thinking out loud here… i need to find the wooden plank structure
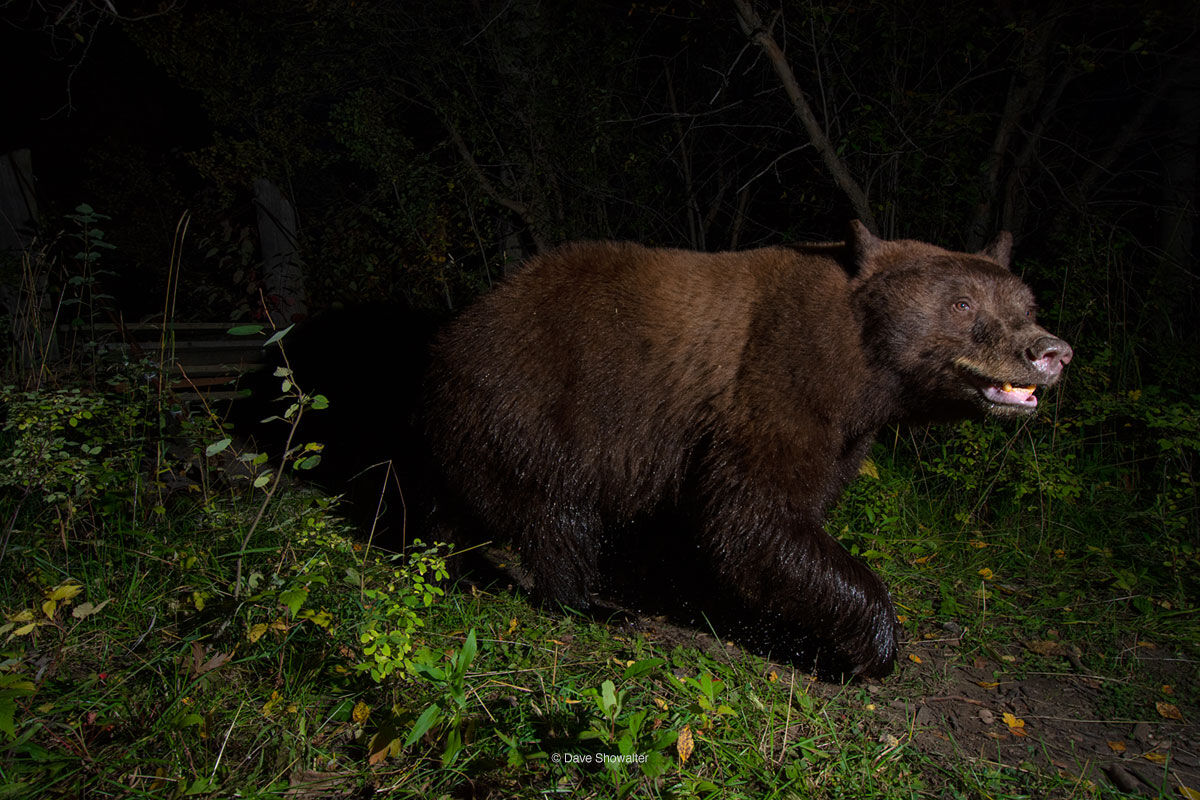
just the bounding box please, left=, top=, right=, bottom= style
left=58, top=322, right=268, bottom=401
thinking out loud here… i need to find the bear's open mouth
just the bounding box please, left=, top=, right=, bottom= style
left=953, top=358, right=1040, bottom=410
left=980, top=381, right=1037, bottom=408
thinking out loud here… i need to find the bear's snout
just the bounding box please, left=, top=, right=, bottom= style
left=1025, top=335, right=1073, bottom=381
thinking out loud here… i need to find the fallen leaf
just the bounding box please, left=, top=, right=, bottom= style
left=352, top=701, right=371, bottom=725
left=1136, top=641, right=1157, bottom=649
left=978, top=568, right=994, bottom=581
left=71, top=598, right=111, bottom=619
left=1107, top=740, right=1127, bottom=753
left=1156, top=702, right=1183, bottom=721
left=1003, top=712, right=1026, bottom=736
left=248, top=623, right=269, bottom=643
left=677, top=725, right=694, bottom=764
left=196, top=651, right=232, bottom=676
left=976, top=681, right=1000, bottom=689
left=968, top=540, right=989, bottom=549
left=1177, top=785, right=1200, bottom=800
left=506, top=618, right=518, bottom=635
left=1144, top=751, right=1168, bottom=765
left=908, top=653, right=922, bottom=664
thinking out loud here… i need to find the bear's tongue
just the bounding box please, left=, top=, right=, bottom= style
left=983, top=382, right=1037, bottom=407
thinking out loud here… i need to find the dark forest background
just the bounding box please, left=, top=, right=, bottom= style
left=3, top=0, right=1198, bottom=348
left=1, top=3, right=1199, bottom=794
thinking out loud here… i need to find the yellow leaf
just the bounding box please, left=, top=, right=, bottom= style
left=767, top=670, right=779, bottom=682
left=654, top=697, right=669, bottom=711
left=677, top=725, right=695, bottom=764
left=1136, top=640, right=1157, bottom=649
left=1156, top=702, right=1183, bottom=721
left=968, top=539, right=989, bottom=549
left=858, top=459, right=879, bottom=479
left=913, top=554, right=935, bottom=565
left=1107, top=740, right=1127, bottom=753
left=353, top=701, right=371, bottom=725
left=978, top=568, right=994, bottom=581
left=1178, top=785, right=1200, bottom=800
left=72, top=598, right=111, bottom=619
left=1144, top=751, right=1168, bottom=765
left=8, top=610, right=34, bottom=623
left=1002, top=712, right=1024, bottom=730
left=908, top=653, right=923, bottom=664
left=41, top=599, right=57, bottom=618
left=49, top=582, right=84, bottom=602
left=247, top=623, right=269, bottom=643
left=1053, top=549, right=1065, bottom=558
left=507, top=618, right=518, bottom=635
left=976, top=681, right=999, bottom=689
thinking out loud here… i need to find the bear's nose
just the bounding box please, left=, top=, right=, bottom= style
left=1026, top=336, right=1073, bottom=378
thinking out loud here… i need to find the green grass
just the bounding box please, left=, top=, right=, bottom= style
left=0, top=378, right=1196, bottom=798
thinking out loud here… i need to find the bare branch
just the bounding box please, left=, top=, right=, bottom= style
left=731, top=0, right=878, bottom=233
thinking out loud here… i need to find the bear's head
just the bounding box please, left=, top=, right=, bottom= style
left=848, top=220, right=1072, bottom=420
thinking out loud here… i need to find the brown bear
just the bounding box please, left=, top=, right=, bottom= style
left=424, top=222, right=1072, bottom=678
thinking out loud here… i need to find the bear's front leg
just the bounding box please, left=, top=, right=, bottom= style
left=702, top=480, right=899, bottom=678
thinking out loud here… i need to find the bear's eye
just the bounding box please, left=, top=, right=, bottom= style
left=953, top=300, right=972, bottom=312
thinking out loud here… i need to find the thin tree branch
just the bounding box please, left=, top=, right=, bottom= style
left=731, top=0, right=878, bottom=233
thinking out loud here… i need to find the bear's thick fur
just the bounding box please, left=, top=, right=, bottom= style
left=424, top=222, right=1072, bottom=678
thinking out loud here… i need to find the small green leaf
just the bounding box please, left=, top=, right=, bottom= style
left=205, top=438, right=232, bottom=457
left=227, top=324, right=264, bottom=336
left=265, top=324, right=294, bottom=347
left=404, top=703, right=442, bottom=747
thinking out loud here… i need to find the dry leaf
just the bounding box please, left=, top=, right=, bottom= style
left=976, top=681, right=1000, bottom=689
left=677, top=725, right=695, bottom=764
left=1107, top=740, right=1127, bottom=753
left=196, top=651, right=232, bottom=676
left=1144, top=751, right=1168, bottom=765
left=1157, top=702, right=1183, bottom=721
left=248, top=623, right=269, bottom=643
left=506, top=618, right=518, bottom=635
left=1177, top=785, right=1200, bottom=800
left=978, top=568, right=994, bottom=580
left=1003, top=712, right=1026, bottom=736
left=352, top=701, right=371, bottom=725
left=908, top=653, right=922, bottom=664
left=968, top=540, right=989, bottom=549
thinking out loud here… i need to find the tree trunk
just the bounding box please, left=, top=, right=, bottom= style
left=253, top=178, right=307, bottom=326
left=1157, top=61, right=1200, bottom=334
left=966, top=20, right=1054, bottom=249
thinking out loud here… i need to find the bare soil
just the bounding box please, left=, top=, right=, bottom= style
left=625, top=614, right=1200, bottom=797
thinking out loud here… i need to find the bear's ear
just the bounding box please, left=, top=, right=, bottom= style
left=849, top=219, right=883, bottom=275
left=978, top=231, right=1013, bottom=270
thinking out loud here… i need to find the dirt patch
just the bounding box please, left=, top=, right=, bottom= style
left=619, top=613, right=1200, bottom=796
